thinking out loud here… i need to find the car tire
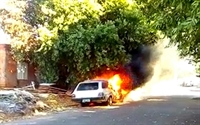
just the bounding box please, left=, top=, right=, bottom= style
left=80, top=103, right=87, bottom=107
left=106, top=96, right=112, bottom=106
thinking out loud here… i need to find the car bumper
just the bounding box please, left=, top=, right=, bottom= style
left=72, top=97, right=107, bottom=103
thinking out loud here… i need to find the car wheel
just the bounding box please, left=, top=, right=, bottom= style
left=81, top=103, right=89, bottom=107
left=80, top=103, right=87, bottom=107
left=106, top=96, right=112, bottom=106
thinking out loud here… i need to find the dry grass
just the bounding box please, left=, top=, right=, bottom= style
left=41, top=93, right=79, bottom=111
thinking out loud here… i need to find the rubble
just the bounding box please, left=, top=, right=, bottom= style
left=0, top=89, right=36, bottom=115
left=0, top=87, right=79, bottom=123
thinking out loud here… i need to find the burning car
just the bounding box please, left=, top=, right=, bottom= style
left=71, top=79, right=115, bottom=106
left=71, top=72, right=133, bottom=106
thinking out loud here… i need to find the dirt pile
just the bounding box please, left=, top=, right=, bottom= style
left=0, top=89, right=78, bottom=123
left=0, top=89, right=36, bottom=123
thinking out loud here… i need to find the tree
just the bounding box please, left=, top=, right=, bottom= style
left=136, top=0, right=200, bottom=69
left=1, top=0, right=158, bottom=88
left=0, top=0, right=59, bottom=83
left=34, top=0, right=157, bottom=87
left=0, top=0, right=39, bottom=61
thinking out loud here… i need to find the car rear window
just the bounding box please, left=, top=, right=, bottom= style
left=102, top=81, right=109, bottom=88
left=77, top=82, right=99, bottom=91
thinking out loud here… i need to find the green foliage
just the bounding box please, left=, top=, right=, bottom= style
left=3, top=0, right=200, bottom=82
left=1, top=0, right=157, bottom=83
left=196, top=63, right=200, bottom=75
left=136, top=0, right=200, bottom=63
left=33, top=0, right=157, bottom=83
left=0, top=0, right=39, bottom=61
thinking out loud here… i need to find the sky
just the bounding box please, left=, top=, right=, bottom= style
left=0, top=28, right=10, bottom=44
left=0, top=0, right=7, bottom=9
left=0, top=0, right=11, bottom=44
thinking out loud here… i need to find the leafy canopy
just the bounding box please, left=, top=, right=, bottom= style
left=34, top=0, right=157, bottom=82
left=136, top=0, right=200, bottom=63
left=1, top=0, right=157, bottom=83
left=0, top=0, right=39, bottom=60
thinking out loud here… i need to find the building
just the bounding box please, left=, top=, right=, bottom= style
left=0, top=29, right=37, bottom=88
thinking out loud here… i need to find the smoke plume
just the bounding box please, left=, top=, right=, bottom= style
left=124, top=38, right=197, bottom=102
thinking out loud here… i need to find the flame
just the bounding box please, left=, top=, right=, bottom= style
left=94, top=72, right=133, bottom=101
left=108, top=74, right=122, bottom=91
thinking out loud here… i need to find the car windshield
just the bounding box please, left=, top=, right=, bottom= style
left=77, top=82, right=99, bottom=91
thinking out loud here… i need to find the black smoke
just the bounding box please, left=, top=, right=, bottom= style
left=125, top=45, right=155, bottom=88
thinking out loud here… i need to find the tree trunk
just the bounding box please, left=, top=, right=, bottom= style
left=55, top=64, right=69, bottom=89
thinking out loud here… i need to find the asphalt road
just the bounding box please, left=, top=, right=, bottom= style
left=2, top=96, right=200, bottom=125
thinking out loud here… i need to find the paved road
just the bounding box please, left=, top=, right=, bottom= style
left=2, top=96, right=200, bottom=125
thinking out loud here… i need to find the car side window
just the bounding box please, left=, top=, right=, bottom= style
left=102, top=81, right=108, bottom=88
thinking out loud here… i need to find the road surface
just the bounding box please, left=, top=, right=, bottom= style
left=2, top=96, right=200, bottom=125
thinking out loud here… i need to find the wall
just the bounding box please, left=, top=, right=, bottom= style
left=0, top=44, right=7, bottom=87
left=0, top=44, right=17, bottom=88
left=0, top=44, right=37, bottom=88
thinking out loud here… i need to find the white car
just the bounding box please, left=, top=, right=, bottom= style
left=71, top=80, right=114, bottom=106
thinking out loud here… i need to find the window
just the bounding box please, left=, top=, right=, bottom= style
left=102, top=81, right=108, bottom=88
left=77, top=83, right=99, bottom=91
left=17, top=62, right=28, bottom=80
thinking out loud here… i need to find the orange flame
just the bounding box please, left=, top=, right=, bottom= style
left=108, top=74, right=122, bottom=91
left=94, top=72, right=133, bottom=101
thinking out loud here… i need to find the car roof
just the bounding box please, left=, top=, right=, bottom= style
left=80, top=79, right=108, bottom=83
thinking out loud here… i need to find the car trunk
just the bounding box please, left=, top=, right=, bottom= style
left=74, top=90, right=101, bottom=98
